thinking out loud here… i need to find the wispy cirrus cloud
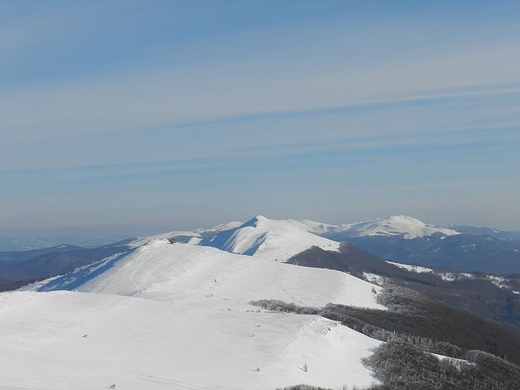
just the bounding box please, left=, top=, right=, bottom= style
left=2, top=1, right=520, bottom=142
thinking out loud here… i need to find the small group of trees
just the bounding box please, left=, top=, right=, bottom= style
left=250, top=299, right=320, bottom=315
left=278, top=342, right=520, bottom=390
left=365, top=341, right=520, bottom=390
left=257, top=284, right=520, bottom=390
left=250, top=298, right=463, bottom=358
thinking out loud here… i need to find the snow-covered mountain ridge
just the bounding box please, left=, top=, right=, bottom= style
left=200, top=215, right=341, bottom=261
left=34, top=240, right=383, bottom=309
left=303, top=215, right=460, bottom=240
left=3, top=230, right=384, bottom=390
left=128, top=215, right=456, bottom=263
left=3, top=214, right=520, bottom=389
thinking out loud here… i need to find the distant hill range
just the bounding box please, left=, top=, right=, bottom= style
left=0, top=240, right=133, bottom=291
left=304, top=215, right=520, bottom=275
left=451, top=225, right=520, bottom=241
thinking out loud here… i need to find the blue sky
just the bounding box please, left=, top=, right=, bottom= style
left=1, top=0, right=520, bottom=240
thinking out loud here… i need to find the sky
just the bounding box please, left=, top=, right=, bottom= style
left=1, top=0, right=520, bottom=243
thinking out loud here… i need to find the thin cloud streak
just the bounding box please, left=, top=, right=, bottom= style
left=2, top=50, right=520, bottom=140
left=2, top=85, right=519, bottom=172
left=2, top=3, right=520, bottom=139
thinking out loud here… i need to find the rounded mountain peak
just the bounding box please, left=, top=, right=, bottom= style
left=242, top=215, right=270, bottom=227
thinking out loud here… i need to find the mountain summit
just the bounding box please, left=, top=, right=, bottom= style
left=200, top=215, right=341, bottom=261
left=305, top=215, right=460, bottom=240
left=345, top=215, right=461, bottom=239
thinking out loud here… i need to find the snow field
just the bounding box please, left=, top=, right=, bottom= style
left=202, top=215, right=341, bottom=262
left=0, top=290, right=380, bottom=390
left=72, top=241, right=382, bottom=309
left=304, top=215, right=460, bottom=239
left=2, top=240, right=384, bottom=390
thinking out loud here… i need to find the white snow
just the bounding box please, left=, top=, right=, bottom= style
left=201, top=215, right=341, bottom=262
left=0, top=290, right=380, bottom=390
left=58, top=240, right=384, bottom=309
left=386, top=261, right=435, bottom=274
left=127, top=230, right=202, bottom=248
left=4, top=240, right=384, bottom=390
left=386, top=261, right=475, bottom=281
left=195, top=220, right=244, bottom=235
left=2, top=214, right=484, bottom=390
left=305, top=215, right=460, bottom=240
left=129, top=215, right=460, bottom=257
left=363, top=272, right=386, bottom=286
left=439, top=273, right=459, bottom=282
left=485, top=275, right=517, bottom=292
left=487, top=275, right=507, bottom=288
left=433, top=354, right=474, bottom=370
left=298, top=219, right=339, bottom=235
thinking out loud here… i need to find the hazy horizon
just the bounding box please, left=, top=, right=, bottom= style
left=2, top=212, right=520, bottom=253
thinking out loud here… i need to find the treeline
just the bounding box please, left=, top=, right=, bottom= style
left=264, top=285, right=520, bottom=390
left=250, top=299, right=320, bottom=315
left=251, top=298, right=462, bottom=358
left=365, top=341, right=520, bottom=390
left=288, top=244, right=520, bottom=337
left=273, top=325, right=520, bottom=390
left=277, top=386, right=336, bottom=390
left=253, top=284, right=520, bottom=364
left=278, top=385, right=362, bottom=390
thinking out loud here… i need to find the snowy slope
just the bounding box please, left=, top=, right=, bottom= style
left=4, top=240, right=384, bottom=390
left=0, top=290, right=380, bottom=390
left=304, top=215, right=460, bottom=240
left=195, top=220, right=244, bottom=235
left=200, top=215, right=341, bottom=262
left=127, top=221, right=244, bottom=248
left=36, top=240, right=383, bottom=309
left=130, top=215, right=455, bottom=264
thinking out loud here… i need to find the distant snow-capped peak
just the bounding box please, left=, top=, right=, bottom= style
left=200, top=215, right=341, bottom=261
left=302, top=215, right=460, bottom=240
left=339, top=215, right=460, bottom=239
left=195, top=220, right=244, bottom=235
left=129, top=214, right=458, bottom=255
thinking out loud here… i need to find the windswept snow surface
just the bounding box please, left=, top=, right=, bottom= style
left=127, top=230, right=201, bottom=248
left=4, top=240, right=383, bottom=390
left=304, top=215, right=460, bottom=240
left=201, top=215, right=341, bottom=262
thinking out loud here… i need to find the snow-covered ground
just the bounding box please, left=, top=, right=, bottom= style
left=386, top=261, right=474, bottom=281
left=4, top=214, right=481, bottom=390
left=200, top=215, right=341, bottom=262
left=386, top=261, right=436, bottom=275
left=304, top=215, right=460, bottom=240
left=3, top=240, right=383, bottom=390
left=128, top=215, right=458, bottom=261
